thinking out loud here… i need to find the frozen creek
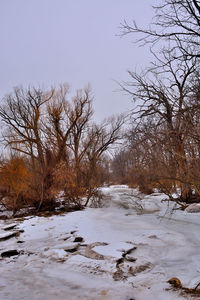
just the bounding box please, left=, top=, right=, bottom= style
left=0, top=185, right=200, bottom=300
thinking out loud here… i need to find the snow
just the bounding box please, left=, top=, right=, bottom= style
left=186, top=203, right=200, bottom=213
left=0, top=185, right=200, bottom=299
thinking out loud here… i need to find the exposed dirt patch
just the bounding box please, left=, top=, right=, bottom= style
left=3, top=224, right=17, bottom=231
left=0, top=231, right=20, bottom=241
left=129, top=262, right=152, bottom=275
left=84, top=242, right=108, bottom=260
left=73, top=237, right=84, bottom=243
left=1, top=250, right=20, bottom=257
left=113, top=246, right=137, bottom=281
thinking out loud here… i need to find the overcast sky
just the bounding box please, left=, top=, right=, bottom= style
left=0, top=1, right=154, bottom=122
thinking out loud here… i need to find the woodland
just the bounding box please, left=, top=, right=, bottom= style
left=1, top=0, right=200, bottom=215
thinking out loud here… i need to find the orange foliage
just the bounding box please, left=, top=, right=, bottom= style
left=0, top=157, right=31, bottom=212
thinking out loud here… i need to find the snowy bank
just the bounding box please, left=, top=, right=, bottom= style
left=0, top=185, right=199, bottom=299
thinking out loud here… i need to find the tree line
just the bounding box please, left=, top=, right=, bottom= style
left=0, top=84, right=123, bottom=214
left=112, top=0, right=200, bottom=204
left=1, top=0, right=200, bottom=215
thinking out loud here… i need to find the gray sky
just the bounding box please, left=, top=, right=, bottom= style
left=0, top=1, right=154, bottom=122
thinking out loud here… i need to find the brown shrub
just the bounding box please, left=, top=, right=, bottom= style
left=52, top=162, right=85, bottom=210
left=0, top=157, right=31, bottom=213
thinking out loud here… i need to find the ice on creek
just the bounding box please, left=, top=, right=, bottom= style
left=0, top=185, right=200, bottom=300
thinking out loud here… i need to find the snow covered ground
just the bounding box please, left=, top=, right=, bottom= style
left=0, top=185, right=200, bottom=300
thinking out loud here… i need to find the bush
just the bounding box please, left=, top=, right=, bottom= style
left=52, top=162, right=85, bottom=210
left=0, top=157, right=31, bottom=214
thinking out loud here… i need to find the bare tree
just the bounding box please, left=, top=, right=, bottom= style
left=0, top=84, right=124, bottom=211
left=121, top=0, right=200, bottom=58
left=84, top=115, right=124, bottom=205
left=0, top=86, right=53, bottom=169
left=121, top=44, right=200, bottom=202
